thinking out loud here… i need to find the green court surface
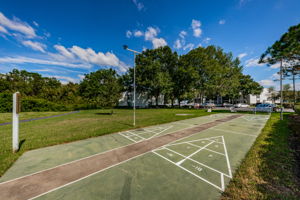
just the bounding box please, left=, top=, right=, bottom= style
left=0, top=113, right=269, bottom=199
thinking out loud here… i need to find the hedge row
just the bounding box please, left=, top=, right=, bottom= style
left=0, top=93, right=100, bottom=113
left=295, top=104, right=300, bottom=115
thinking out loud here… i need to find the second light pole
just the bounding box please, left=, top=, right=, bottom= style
left=123, top=45, right=141, bottom=126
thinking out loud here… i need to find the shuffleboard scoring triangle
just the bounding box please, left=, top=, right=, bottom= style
left=153, top=135, right=232, bottom=191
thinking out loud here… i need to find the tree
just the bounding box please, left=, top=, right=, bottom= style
left=260, top=23, right=300, bottom=105
left=79, top=69, right=122, bottom=109
left=119, top=72, right=133, bottom=107
left=182, top=45, right=244, bottom=103
left=135, top=46, right=176, bottom=106
left=267, top=86, right=278, bottom=103
left=238, top=74, right=263, bottom=103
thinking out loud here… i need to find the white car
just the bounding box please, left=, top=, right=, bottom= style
left=234, top=103, right=250, bottom=108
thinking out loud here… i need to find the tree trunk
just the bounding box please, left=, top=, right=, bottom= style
left=155, top=96, right=159, bottom=108
left=293, top=72, right=296, bottom=107
left=171, top=99, right=174, bottom=107
left=178, top=98, right=181, bottom=108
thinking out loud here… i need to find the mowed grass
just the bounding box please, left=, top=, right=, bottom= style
left=0, top=111, right=70, bottom=124
left=221, top=113, right=300, bottom=199
left=0, top=109, right=211, bottom=177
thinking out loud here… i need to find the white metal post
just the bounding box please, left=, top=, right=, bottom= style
left=133, top=52, right=136, bottom=126
left=12, top=92, right=20, bottom=152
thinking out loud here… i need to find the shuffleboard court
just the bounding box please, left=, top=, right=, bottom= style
left=0, top=113, right=269, bottom=200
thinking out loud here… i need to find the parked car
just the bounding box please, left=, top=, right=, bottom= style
left=204, top=102, right=216, bottom=108
left=223, top=103, right=233, bottom=107
left=255, top=103, right=276, bottom=112
left=234, top=103, right=250, bottom=108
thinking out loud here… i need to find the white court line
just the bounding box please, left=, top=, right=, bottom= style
left=221, top=136, right=232, bottom=178
left=221, top=174, right=225, bottom=191
left=126, top=130, right=147, bottom=140
left=211, top=128, right=257, bottom=138
left=161, top=147, right=231, bottom=178
left=172, top=121, right=194, bottom=126
left=186, top=142, right=226, bottom=156
left=29, top=151, right=152, bottom=200
left=224, top=121, right=265, bottom=126
left=167, top=136, right=224, bottom=147
left=176, top=141, right=214, bottom=165
left=152, top=151, right=224, bottom=191
left=148, top=126, right=173, bottom=139
left=119, top=132, right=138, bottom=143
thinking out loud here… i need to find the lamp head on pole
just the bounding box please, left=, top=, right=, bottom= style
left=123, top=45, right=128, bottom=50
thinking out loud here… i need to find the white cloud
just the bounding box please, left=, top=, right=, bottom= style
left=126, top=30, right=132, bottom=38
left=143, top=26, right=167, bottom=49
left=132, top=0, right=144, bottom=11
left=191, top=19, right=202, bottom=37
left=51, top=45, right=129, bottom=72
left=271, top=73, right=280, bottom=80
left=259, top=79, right=275, bottom=87
left=78, top=74, right=85, bottom=81
left=134, top=30, right=143, bottom=37
left=173, top=39, right=182, bottom=49
left=69, top=46, right=120, bottom=66
left=203, top=37, right=211, bottom=44
left=0, top=12, right=36, bottom=38
left=219, top=19, right=226, bottom=25
left=238, top=53, right=247, bottom=59
left=270, top=63, right=280, bottom=69
left=183, top=43, right=194, bottom=51
left=245, top=58, right=265, bottom=67
left=145, top=27, right=159, bottom=41
left=51, top=75, right=78, bottom=83
left=33, top=21, right=39, bottom=27
left=21, top=40, right=47, bottom=53
left=54, top=45, right=74, bottom=59
left=0, top=25, right=8, bottom=34
left=179, top=30, right=187, bottom=39
left=152, top=38, right=167, bottom=48
left=0, top=56, right=91, bottom=68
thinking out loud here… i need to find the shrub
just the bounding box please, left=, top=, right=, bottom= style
left=0, top=92, right=13, bottom=112
left=295, top=104, right=300, bottom=115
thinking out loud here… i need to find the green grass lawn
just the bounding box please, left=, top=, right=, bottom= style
left=221, top=113, right=300, bottom=199
left=0, top=111, right=70, bottom=124
left=0, top=109, right=211, bottom=177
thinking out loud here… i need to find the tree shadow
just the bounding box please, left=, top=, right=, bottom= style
left=120, top=176, right=132, bottom=200
left=95, top=113, right=113, bottom=115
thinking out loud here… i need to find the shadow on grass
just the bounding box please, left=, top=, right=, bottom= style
left=18, top=139, right=26, bottom=152
left=95, top=112, right=114, bottom=115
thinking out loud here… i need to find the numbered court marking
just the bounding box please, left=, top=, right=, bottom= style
left=119, top=126, right=173, bottom=142
left=152, top=136, right=232, bottom=191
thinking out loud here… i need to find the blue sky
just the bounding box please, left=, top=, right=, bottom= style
left=0, top=0, right=299, bottom=88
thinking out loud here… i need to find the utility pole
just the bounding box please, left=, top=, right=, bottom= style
left=123, top=45, right=141, bottom=126
left=280, top=59, right=283, bottom=120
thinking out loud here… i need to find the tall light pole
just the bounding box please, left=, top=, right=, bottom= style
left=280, top=58, right=283, bottom=120
left=123, top=45, right=141, bottom=126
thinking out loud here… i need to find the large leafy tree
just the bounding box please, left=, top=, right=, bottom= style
left=238, top=74, right=263, bottom=102
left=260, top=23, right=300, bottom=104
left=79, top=69, right=122, bottom=108
left=182, top=46, right=244, bottom=103
left=135, top=46, right=176, bottom=106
